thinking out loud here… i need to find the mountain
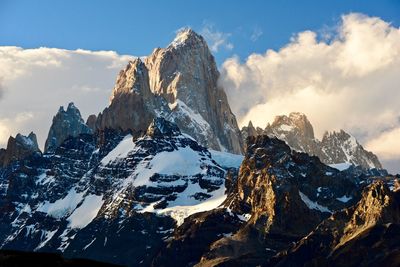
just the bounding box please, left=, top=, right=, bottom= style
left=0, top=108, right=397, bottom=266
left=0, top=114, right=242, bottom=266
left=95, top=28, right=243, bottom=154
left=0, top=132, right=40, bottom=167
left=44, top=102, right=92, bottom=153
left=154, top=135, right=398, bottom=266
left=0, top=29, right=398, bottom=267
left=242, top=112, right=382, bottom=169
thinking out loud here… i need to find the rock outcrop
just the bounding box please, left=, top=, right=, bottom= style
left=95, top=29, right=243, bottom=154
left=271, top=181, right=400, bottom=267
left=243, top=112, right=382, bottom=169
left=0, top=132, right=40, bottom=167
left=44, top=102, right=92, bottom=153
left=95, top=59, right=165, bottom=134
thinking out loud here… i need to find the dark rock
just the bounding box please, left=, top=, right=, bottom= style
left=44, top=102, right=92, bottom=153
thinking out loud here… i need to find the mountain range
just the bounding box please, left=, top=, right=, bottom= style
left=0, top=29, right=398, bottom=267
left=241, top=112, right=382, bottom=169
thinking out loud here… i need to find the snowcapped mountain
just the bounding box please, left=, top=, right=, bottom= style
left=95, top=28, right=243, bottom=154
left=0, top=29, right=398, bottom=267
left=0, top=113, right=242, bottom=266
left=242, top=112, right=382, bottom=169
left=153, top=135, right=398, bottom=266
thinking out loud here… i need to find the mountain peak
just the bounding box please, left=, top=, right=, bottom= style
left=44, top=103, right=92, bottom=152
left=269, top=112, right=315, bottom=140
left=0, top=132, right=40, bottom=166
left=169, top=28, right=205, bottom=49
left=67, top=102, right=78, bottom=111
left=243, top=112, right=382, bottom=169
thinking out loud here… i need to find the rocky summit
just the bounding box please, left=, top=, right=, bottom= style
left=242, top=112, right=382, bottom=169
left=0, top=132, right=40, bottom=167
left=44, top=102, right=92, bottom=153
left=0, top=29, right=398, bottom=267
left=95, top=28, right=243, bottom=154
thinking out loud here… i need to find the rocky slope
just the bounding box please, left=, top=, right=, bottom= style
left=242, top=112, right=382, bottom=169
left=95, top=29, right=243, bottom=154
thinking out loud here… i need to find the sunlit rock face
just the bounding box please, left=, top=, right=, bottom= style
left=44, top=102, right=92, bottom=153
left=95, top=29, right=244, bottom=154
left=242, top=112, right=382, bottom=169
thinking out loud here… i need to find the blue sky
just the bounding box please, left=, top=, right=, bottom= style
left=1, top=0, right=399, bottom=63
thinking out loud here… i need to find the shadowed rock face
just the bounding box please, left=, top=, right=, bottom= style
left=243, top=112, right=382, bottom=169
left=271, top=181, right=400, bottom=267
left=44, top=103, right=92, bottom=153
left=95, top=29, right=243, bottom=154
left=0, top=132, right=40, bottom=167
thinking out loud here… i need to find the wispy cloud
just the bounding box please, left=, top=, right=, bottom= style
left=200, top=22, right=234, bottom=52
left=250, top=26, right=263, bottom=42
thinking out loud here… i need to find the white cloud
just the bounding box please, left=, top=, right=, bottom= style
left=366, top=127, right=400, bottom=159
left=0, top=46, right=135, bottom=149
left=200, top=23, right=233, bottom=52
left=220, top=13, right=400, bottom=172
left=0, top=112, right=34, bottom=146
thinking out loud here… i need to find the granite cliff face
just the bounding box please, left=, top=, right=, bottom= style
left=95, top=29, right=243, bottom=154
left=0, top=132, right=40, bottom=167
left=242, top=112, right=382, bottom=169
left=44, top=103, right=92, bottom=153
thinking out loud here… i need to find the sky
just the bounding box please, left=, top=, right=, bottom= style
left=0, top=0, right=399, bottom=172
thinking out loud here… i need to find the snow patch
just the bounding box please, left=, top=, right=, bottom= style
left=129, top=146, right=207, bottom=187
left=157, top=187, right=226, bottom=226
left=336, top=195, right=352, bottom=203
left=37, top=188, right=85, bottom=219
left=299, top=191, right=331, bottom=213
left=329, top=162, right=352, bottom=171
left=35, top=229, right=58, bottom=251
left=209, top=150, right=244, bottom=169
left=101, top=135, right=135, bottom=165
left=68, top=194, right=104, bottom=229
left=279, top=124, right=294, bottom=132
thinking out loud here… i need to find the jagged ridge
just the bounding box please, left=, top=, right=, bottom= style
left=242, top=112, right=382, bottom=169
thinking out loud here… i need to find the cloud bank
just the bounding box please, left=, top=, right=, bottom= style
left=220, top=13, right=400, bottom=173
left=0, top=46, right=134, bottom=149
